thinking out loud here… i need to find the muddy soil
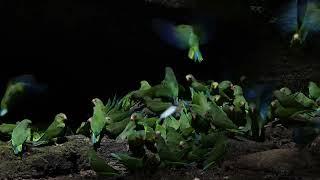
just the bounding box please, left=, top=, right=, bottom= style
left=1, top=124, right=320, bottom=180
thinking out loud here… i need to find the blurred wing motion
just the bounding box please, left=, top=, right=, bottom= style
left=151, top=18, right=209, bottom=62
left=0, top=74, right=47, bottom=117
left=276, top=0, right=320, bottom=44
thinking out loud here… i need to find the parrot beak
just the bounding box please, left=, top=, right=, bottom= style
left=185, top=74, right=193, bottom=81
left=62, top=114, right=67, bottom=120
left=211, top=82, right=219, bottom=89
left=91, top=98, right=98, bottom=103
left=130, top=114, right=137, bottom=121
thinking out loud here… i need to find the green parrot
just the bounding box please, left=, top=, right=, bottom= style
left=0, top=75, right=47, bottom=116
left=0, top=123, right=17, bottom=138
left=152, top=19, right=209, bottom=63
left=143, top=97, right=173, bottom=113
left=202, top=133, right=227, bottom=170
left=90, top=98, right=108, bottom=145
left=88, top=148, right=120, bottom=177
left=32, top=130, right=44, bottom=142
left=33, top=113, right=67, bottom=146
left=116, top=117, right=136, bottom=141
left=233, top=85, right=249, bottom=111
left=119, top=80, right=151, bottom=111
left=190, top=91, right=211, bottom=117
left=185, top=74, right=210, bottom=93
left=271, top=100, right=306, bottom=119
left=155, top=127, right=190, bottom=166
left=309, top=81, right=320, bottom=100
left=140, top=80, right=152, bottom=90
left=105, top=117, right=130, bottom=138
left=207, top=100, right=238, bottom=130
left=216, top=81, right=234, bottom=101
left=191, top=91, right=237, bottom=130
left=131, top=112, right=158, bottom=129
left=111, top=153, right=144, bottom=171
left=127, top=130, right=146, bottom=157
left=274, top=89, right=317, bottom=109
left=76, top=120, right=91, bottom=137
left=133, top=67, right=179, bottom=101
left=11, top=119, right=32, bottom=155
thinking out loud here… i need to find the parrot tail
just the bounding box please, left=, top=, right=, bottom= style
left=14, top=145, right=22, bottom=155
left=188, top=46, right=204, bottom=62
left=0, top=108, right=8, bottom=116
left=91, top=133, right=100, bottom=144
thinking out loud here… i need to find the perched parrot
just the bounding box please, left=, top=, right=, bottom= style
left=309, top=81, right=320, bottom=100
left=0, top=123, right=17, bottom=138
left=90, top=98, right=108, bottom=145
left=143, top=97, right=173, bottom=113
left=33, top=113, right=67, bottom=146
left=119, top=80, right=151, bottom=111
left=133, top=67, right=179, bottom=102
left=216, top=81, right=234, bottom=101
left=152, top=18, right=209, bottom=63
left=11, top=119, right=32, bottom=155
left=105, top=117, right=130, bottom=138
left=0, top=75, right=47, bottom=116
left=76, top=120, right=91, bottom=137
left=233, top=85, right=249, bottom=111
left=111, top=153, right=144, bottom=171
left=185, top=74, right=210, bottom=93
left=88, top=148, right=120, bottom=177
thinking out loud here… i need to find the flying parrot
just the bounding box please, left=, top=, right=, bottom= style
left=0, top=75, right=47, bottom=117
left=276, top=0, right=320, bottom=46
left=152, top=18, right=209, bottom=63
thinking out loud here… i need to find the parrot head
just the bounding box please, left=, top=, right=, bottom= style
left=290, top=32, right=304, bottom=46
left=105, top=117, right=111, bottom=123
left=130, top=113, right=141, bottom=121
left=185, top=74, right=195, bottom=82
left=233, top=85, right=243, bottom=96
left=210, top=82, right=219, bottom=89
left=92, top=98, right=104, bottom=106
left=55, top=113, right=67, bottom=124
left=19, top=119, right=32, bottom=126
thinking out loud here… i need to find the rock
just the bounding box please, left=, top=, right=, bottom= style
left=224, top=138, right=276, bottom=160
left=265, top=124, right=295, bottom=149
left=226, top=149, right=313, bottom=176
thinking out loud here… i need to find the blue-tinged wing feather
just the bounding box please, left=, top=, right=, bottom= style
left=152, top=18, right=189, bottom=50
left=276, top=0, right=298, bottom=34
left=11, top=74, right=47, bottom=94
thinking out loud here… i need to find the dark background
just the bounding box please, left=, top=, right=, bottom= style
left=0, top=0, right=317, bottom=129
